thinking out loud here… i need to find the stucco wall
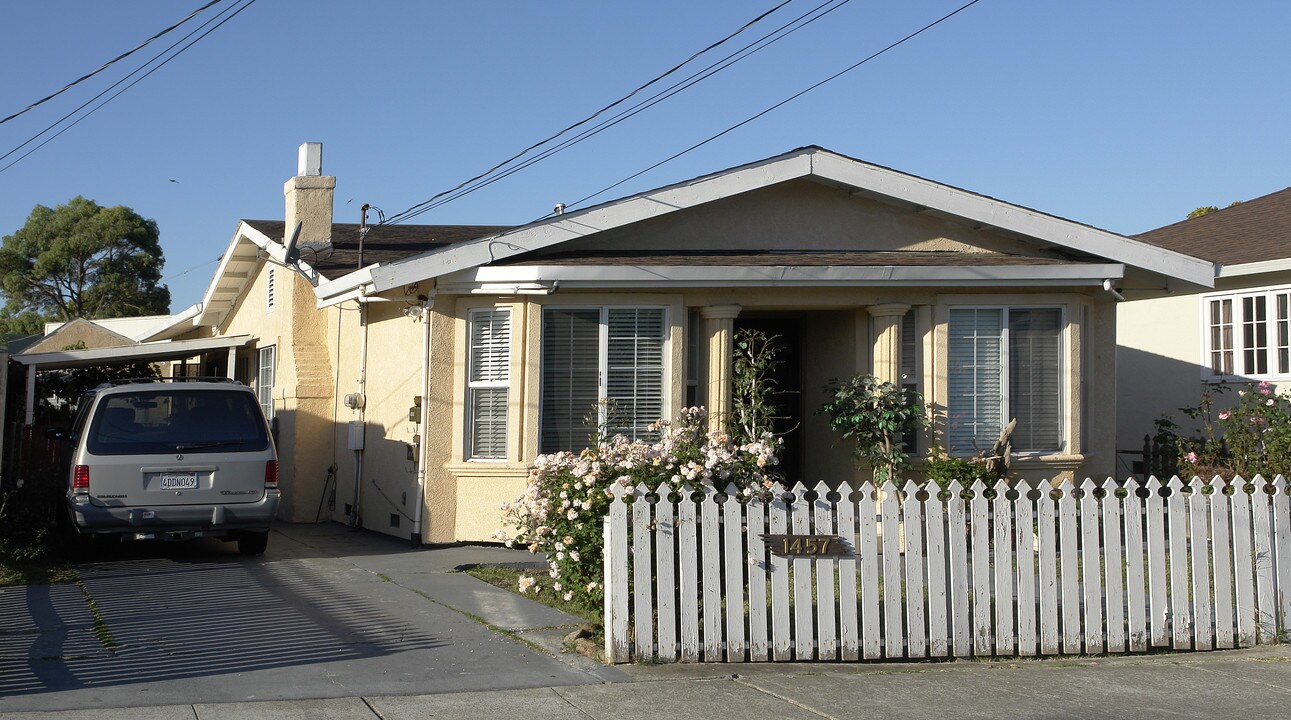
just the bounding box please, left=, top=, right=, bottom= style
left=543, top=179, right=1054, bottom=259
left=1116, top=271, right=1291, bottom=470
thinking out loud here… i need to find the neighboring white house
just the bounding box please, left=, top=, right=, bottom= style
left=1117, top=187, right=1291, bottom=475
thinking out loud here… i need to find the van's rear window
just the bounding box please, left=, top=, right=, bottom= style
left=86, top=389, right=271, bottom=455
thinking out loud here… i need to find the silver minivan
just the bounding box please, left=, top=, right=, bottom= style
left=61, top=379, right=279, bottom=555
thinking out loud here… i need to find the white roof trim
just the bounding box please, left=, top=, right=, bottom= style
left=195, top=221, right=323, bottom=328
left=366, top=147, right=1214, bottom=293
left=14, top=334, right=256, bottom=370
left=1217, top=258, right=1291, bottom=279
left=435, top=263, right=1126, bottom=293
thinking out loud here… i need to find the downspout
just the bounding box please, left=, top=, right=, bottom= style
left=350, top=292, right=370, bottom=527
left=411, top=290, right=436, bottom=547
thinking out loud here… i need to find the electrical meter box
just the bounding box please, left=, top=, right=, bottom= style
left=347, top=420, right=365, bottom=450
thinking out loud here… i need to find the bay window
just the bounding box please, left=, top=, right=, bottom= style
left=541, top=306, right=666, bottom=453
left=947, top=307, right=1063, bottom=455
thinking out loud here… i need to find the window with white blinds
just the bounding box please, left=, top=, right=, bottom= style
left=467, top=308, right=511, bottom=460
left=257, top=346, right=276, bottom=421
left=1203, top=287, right=1291, bottom=379
left=541, top=307, right=666, bottom=454
left=947, top=307, right=1062, bottom=455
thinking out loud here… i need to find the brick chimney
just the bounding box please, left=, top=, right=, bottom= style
left=284, top=142, right=334, bottom=251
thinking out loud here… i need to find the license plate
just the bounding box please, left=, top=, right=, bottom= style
left=159, top=472, right=198, bottom=490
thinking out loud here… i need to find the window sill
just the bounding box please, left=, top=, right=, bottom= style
left=446, top=461, right=531, bottom=481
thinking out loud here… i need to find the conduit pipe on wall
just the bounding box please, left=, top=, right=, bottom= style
left=411, top=290, right=436, bottom=547
left=350, top=292, right=370, bottom=527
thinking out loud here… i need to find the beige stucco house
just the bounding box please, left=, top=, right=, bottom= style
left=1117, top=188, right=1291, bottom=473
left=153, top=143, right=1213, bottom=544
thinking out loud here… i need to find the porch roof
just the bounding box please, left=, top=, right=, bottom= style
left=12, top=334, right=256, bottom=370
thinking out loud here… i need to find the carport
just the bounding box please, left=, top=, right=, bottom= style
left=11, top=334, right=256, bottom=425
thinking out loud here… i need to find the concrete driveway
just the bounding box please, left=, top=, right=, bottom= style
left=0, top=523, right=622, bottom=713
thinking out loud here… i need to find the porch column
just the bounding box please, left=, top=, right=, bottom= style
left=226, top=346, right=237, bottom=379
left=867, top=303, right=910, bottom=385
left=701, top=304, right=742, bottom=434
left=24, top=365, right=35, bottom=425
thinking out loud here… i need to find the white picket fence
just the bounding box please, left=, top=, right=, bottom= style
left=602, top=475, right=1291, bottom=663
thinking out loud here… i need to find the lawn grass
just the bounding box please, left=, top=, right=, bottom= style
left=465, top=564, right=602, bottom=625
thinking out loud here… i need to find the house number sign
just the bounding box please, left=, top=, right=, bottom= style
left=762, top=534, right=852, bottom=558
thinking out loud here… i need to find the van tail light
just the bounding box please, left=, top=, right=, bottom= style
left=264, top=460, right=279, bottom=489
left=73, top=465, right=90, bottom=491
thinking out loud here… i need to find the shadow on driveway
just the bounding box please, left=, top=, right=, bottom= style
left=0, top=543, right=442, bottom=699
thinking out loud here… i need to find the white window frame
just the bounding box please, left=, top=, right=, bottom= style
left=539, top=305, right=669, bottom=454
left=1200, top=284, right=1291, bottom=381
left=466, top=307, right=511, bottom=461
left=946, top=305, right=1065, bottom=456
left=257, top=346, right=276, bottom=421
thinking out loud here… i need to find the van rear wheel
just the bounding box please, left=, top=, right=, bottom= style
left=237, top=531, right=269, bottom=556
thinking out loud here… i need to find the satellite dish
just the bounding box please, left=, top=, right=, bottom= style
left=283, top=221, right=303, bottom=264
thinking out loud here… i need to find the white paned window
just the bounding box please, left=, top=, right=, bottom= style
left=257, top=346, right=276, bottom=420
left=1203, top=286, right=1291, bottom=379
left=947, top=307, right=1062, bottom=455
left=467, top=308, right=511, bottom=460
left=541, top=307, right=666, bottom=454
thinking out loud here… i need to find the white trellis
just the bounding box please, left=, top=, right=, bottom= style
left=603, top=475, right=1291, bottom=663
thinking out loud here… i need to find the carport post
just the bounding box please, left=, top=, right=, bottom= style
left=226, top=346, right=236, bottom=379
left=24, top=364, right=35, bottom=425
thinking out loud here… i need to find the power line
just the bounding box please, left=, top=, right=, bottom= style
left=453, top=0, right=984, bottom=252
left=0, top=0, right=257, bottom=175
left=0, top=0, right=226, bottom=126
left=381, top=0, right=805, bottom=226
left=564, top=0, right=985, bottom=212
left=388, top=0, right=852, bottom=225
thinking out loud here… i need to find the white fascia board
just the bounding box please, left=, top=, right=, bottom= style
left=195, top=222, right=324, bottom=326
left=315, top=266, right=377, bottom=308
left=809, top=152, right=1216, bottom=288
left=1217, top=258, right=1291, bottom=278
left=436, top=263, right=1125, bottom=292
left=368, top=152, right=816, bottom=293
left=140, top=303, right=202, bottom=342
left=14, top=334, right=256, bottom=370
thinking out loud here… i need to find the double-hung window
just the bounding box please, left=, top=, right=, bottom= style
left=257, top=346, right=276, bottom=421
left=540, top=306, right=666, bottom=454
left=467, top=308, right=511, bottom=460
left=947, top=307, right=1063, bottom=455
left=1203, top=287, right=1291, bottom=379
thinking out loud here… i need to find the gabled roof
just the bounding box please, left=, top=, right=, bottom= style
left=23, top=317, right=134, bottom=354
left=177, top=219, right=507, bottom=327
left=242, top=220, right=508, bottom=279
left=1135, top=187, right=1291, bottom=270
left=361, top=146, right=1215, bottom=296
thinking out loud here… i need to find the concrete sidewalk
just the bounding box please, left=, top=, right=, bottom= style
left=7, top=645, right=1291, bottom=719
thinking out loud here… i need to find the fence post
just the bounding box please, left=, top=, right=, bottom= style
left=604, top=484, right=630, bottom=663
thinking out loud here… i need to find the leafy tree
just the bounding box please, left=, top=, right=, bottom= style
left=1186, top=200, right=1243, bottom=220
left=0, top=197, right=169, bottom=332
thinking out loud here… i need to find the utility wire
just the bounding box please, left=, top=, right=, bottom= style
left=381, top=0, right=801, bottom=226
left=563, top=0, right=985, bottom=212
left=0, top=0, right=257, bottom=175
left=0, top=0, right=225, bottom=126
left=388, top=0, right=851, bottom=225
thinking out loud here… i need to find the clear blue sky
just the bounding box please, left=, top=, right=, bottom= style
left=1, top=1, right=1287, bottom=313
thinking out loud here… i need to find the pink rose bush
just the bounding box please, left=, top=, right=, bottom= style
left=1176, top=381, right=1291, bottom=478
left=497, top=407, right=780, bottom=604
